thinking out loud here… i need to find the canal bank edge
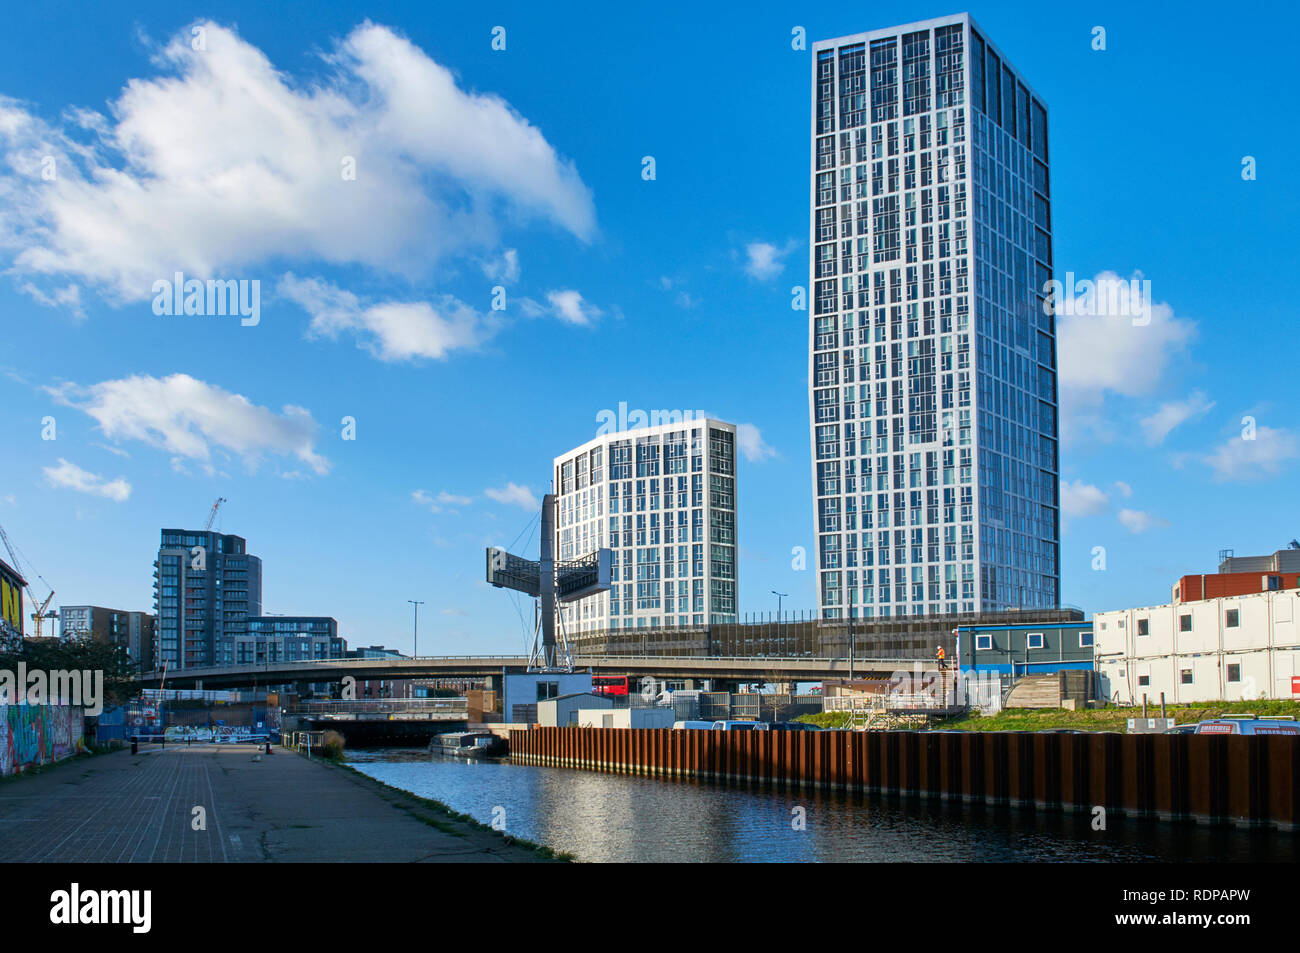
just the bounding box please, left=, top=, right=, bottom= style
left=319, top=754, right=573, bottom=862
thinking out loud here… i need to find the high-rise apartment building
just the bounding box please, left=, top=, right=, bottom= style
left=554, top=418, right=738, bottom=633
left=808, top=13, right=1059, bottom=619
left=153, top=530, right=262, bottom=668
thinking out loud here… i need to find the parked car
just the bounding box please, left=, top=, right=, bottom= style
left=711, top=720, right=769, bottom=731
left=1164, top=723, right=1199, bottom=734
left=769, top=721, right=821, bottom=731
left=672, top=720, right=720, bottom=730
left=1194, top=716, right=1300, bottom=736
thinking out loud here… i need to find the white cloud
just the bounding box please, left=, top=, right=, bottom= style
left=1118, top=508, right=1169, bottom=534
left=1113, top=480, right=1133, bottom=499
left=1202, top=426, right=1300, bottom=482
left=1139, top=391, right=1215, bottom=445
left=484, top=482, right=538, bottom=509
left=412, top=489, right=471, bottom=513
left=0, top=21, right=594, bottom=306
left=545, top=289, right=601, bottom=326
left=1056, top=271, right=1196, bottom=444
left=43, top=458, right=131, bottom=502
left=1059, top=479, right=1110, bottom=519
left=736, top=423, right=777, bottom=463
left=482, top=248, right=520, bottom=284
left=18, top=282, right=82, bottom=316
left=47, top=373, right=329, bottom=475
left=743, top=241, right=794, bottom=280
left=279, top=274, right=495, bottom=362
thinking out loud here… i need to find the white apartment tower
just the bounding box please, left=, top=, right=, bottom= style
left=809, top=13, right=1060, bottom=619
left=554, top=417, right=738, bottom=633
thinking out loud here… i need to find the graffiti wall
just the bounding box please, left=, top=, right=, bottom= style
left=0, top=705, right=85, bottom=777
left=162, top=725, right=263, bottom=743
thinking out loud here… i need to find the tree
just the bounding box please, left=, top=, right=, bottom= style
left=0, top=639, right=141, bottom=707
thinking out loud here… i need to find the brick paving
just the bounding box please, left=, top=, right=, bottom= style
left=0, top=744, right=545, bottom=862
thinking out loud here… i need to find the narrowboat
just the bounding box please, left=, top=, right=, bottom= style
left=429, top=730, right=508, bottom=759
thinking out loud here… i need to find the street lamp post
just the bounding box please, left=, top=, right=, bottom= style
left=770, top=590, right=788, bottom=622
left=768, top=590, right=789, bottom=692
left=407, top=600, right=424, bottom=659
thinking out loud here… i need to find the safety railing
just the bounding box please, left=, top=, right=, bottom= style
left=291, top=698, right=468, bottom=714
left=284, top=730, right=325, bottom=755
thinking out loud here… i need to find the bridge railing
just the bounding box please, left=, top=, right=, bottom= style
left=291, top=698, right=469, bottom=714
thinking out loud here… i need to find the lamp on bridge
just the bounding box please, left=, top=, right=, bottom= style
left=407, top=600, right=425, bottom=660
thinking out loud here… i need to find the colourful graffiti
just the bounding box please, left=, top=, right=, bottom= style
left=162, top=725, right=262, bottom=743
left=0, top=705, right=85, bottom=776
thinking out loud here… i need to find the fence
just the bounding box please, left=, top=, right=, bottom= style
left=91, top=705, right=128, bottom=744
left=509, top=726, right=1300, bottom=830
left=569, top=608, right=1084, bottom=659
left=283, top=730, right=326, bottom=754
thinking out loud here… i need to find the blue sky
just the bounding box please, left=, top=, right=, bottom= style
left=0, top=0, right=1296, bottom=656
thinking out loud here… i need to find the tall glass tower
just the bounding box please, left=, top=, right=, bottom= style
left=808, top=13, right=1059, bottom=619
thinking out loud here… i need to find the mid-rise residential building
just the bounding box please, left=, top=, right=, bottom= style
left=234, top=616, right=343, bottom=665
left=1095, top=588, right=1300, bottom=704
left=553, top=417, right=738, bottom=634
left=154, top=529, right=263, bottom=668
left=808, top=13, right=1059, bottom=620
left=59, top=605, right=155, bottom=670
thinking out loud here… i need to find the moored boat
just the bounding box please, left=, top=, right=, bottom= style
left=428, top=730, right=508, bottom=759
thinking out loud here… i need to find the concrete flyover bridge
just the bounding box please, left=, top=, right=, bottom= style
left=287, top=697, right=471, bottom=746
left=140, top=653, right=936, bottom=691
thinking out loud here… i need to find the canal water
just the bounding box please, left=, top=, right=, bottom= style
left=346, top=748, right=1292, bottom=862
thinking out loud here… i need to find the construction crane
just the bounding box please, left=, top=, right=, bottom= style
left=0, top=520, right=56, bottom=640
left=204, top=497, right=227, bottom=532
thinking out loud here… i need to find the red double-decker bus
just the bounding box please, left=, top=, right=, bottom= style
left=591, top=675, right=633, bottom=697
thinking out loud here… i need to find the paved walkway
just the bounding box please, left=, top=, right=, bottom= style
left=0, top=745, right=548, bottom=862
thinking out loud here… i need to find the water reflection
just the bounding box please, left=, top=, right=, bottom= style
left=346, top=749, right=1293, bottom=863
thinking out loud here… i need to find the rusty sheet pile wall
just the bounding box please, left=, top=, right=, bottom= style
left=510, top=727, right=1300, bottom=830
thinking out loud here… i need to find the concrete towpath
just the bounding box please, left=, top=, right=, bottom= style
left=0, top=744, right=553, bottom=862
